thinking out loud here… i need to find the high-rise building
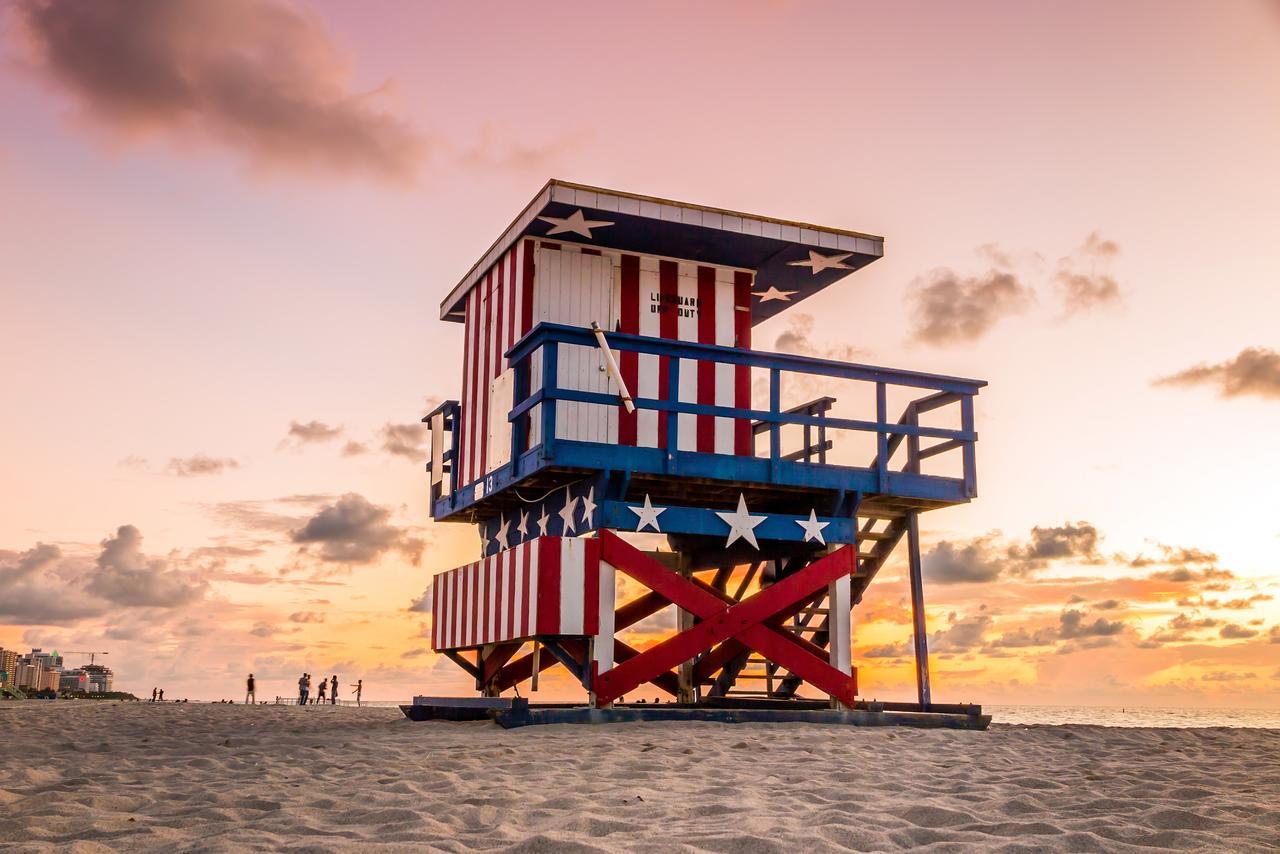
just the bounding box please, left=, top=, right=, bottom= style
left=59, top=669, right=89, bottom=693
left=83, top=664, right=114, bottom=693
left=0, top=648, right=17, bottom=686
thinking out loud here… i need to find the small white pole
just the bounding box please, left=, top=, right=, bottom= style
left=590, top=322, right=636, bottom=414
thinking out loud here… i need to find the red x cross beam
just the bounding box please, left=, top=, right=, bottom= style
left=595, top=531, right=858, bottom=708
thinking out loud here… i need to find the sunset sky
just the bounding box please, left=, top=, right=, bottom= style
left=2, top=0, right=1278, bottom=706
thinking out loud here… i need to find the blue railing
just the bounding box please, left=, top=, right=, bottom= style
left=432, top=323, right=985, bottom=517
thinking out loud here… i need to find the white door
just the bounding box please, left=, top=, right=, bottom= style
left=533, top=248, right=618, bottom=444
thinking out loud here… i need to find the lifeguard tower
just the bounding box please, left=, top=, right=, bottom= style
left=410, top=180, right=990, bottom=729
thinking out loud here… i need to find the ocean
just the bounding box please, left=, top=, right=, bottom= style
left=987, top=704, right=1280, bottom=728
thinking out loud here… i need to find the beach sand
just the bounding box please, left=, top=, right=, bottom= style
left=1, top=702, right=1276, bottom=852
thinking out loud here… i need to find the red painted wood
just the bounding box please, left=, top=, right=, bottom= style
left=696, top=265, right=717, bottom=453
left=537, top=537, right=561, bottom=635
left=657, top=259, right=678, bottom=449
left=520, top=240, right=535, bottom=337
left=733, top=270, right=753, bottom=455
left=618, top=254, right=640, bottom=446
left=583, top=537, right=601, bottom=636
left=594, top=532, right=857, bottom=707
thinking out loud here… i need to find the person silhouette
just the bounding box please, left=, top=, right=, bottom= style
left=151, top=687, right=157, bottom=703
left=158, top=689, right=164, bottom=702
left=330, top=674, right=338, bottom=705
left=351, top=679, right=362, bottom=707
left=317, top=677, right=328, bottom=704
left=245, top=673, right=256, bottom=705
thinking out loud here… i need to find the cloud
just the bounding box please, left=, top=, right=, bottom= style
left=86, top=525, right=207, bottom=607
left=1153, top=348, right=1280, bottom=400
left=288, top=611, right=325, bottom=624
left=290, top=492, right=423, bottom=564
left=380, top=422, right=425, bottom=460
left=907, top=269, right=1033, bottom=345
left=249, top=621, right=278, bottom=637
left=455, top=123, right=590, bottom=173
left=341, top=440, right=368, bottom=457
left=12, top=0, right=425, bottom=182
left=282, top=420, right=343, bottom=448
left=407, top=588, right=432, bottom=613
left=773, top=313, right=863, bottom=362
left=1219, top=623, right=1258, bottom=640
left=923, top=536, right=1006, bottom=584
left=930, top=611, right=992, bottom=653
left=1054, top=232, right=1122, bottom=315
left=1057, top=609, right=1125, bottom=640
left=0, top=527, right=206, bottom=622
left=1201, top=670, right=1254, bottom=682
left=166, top=454, right=240, bottom=477
left=207, top=494, right=332, bottom=532
left=923, top=521, right=1100, bottom=584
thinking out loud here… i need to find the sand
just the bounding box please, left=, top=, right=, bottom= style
left=1, top=702, right=1276, bottom=852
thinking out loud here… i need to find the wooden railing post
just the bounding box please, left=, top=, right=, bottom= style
left=666, top=356, right=680, bottom=474
left=510, top=355, right=529, bottom=470
left=541, top=342, right=558, bottom=463
left=769, top=368, right=781, bottom=479
left=875, top=382, right=888, bottom=493
left=906, top=403, right=921, bottom=475
left=961, top=394, right=977, bottom=498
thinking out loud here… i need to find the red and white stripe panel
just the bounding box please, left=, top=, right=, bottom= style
left=455, top=240, right=755, bottom=488
left=457, top=239, right=536, bottom=488
left=614, top=251, right=753, bottom=456
left=430, top=536, right=601, bottom=651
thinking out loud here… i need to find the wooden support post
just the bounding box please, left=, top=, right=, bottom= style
left=677, top=553, right=696, bottom=704
left=827, top=553, right=852, bottom=710
left=530, top=641, right=540, bottom=693
left=906, top=510, right=932, bottom=710
left=875, top=382, right=889, bottom=493
left=593, top=557, right=616, bottom=707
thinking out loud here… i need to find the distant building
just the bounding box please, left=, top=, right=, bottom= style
left=83, top=664, right=113, bottom=693
left=59, top=669, right=89, bottom=693
left=0, top=648, right=17, bottom=687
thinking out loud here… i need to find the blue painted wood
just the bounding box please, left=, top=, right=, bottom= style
left=507, top=323, right=986, bottom=394
left=475, top=492, right=858, bottom=555
left=434, top=322, right=985, bottom=526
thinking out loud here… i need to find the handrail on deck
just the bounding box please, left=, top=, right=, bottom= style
left=506, top=323, right=982, bottom=498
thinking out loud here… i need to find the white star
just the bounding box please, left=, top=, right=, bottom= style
left=535, top=505, right=550, bottom=536
left=537, top=209, right=614, bottom=239
left=581, top=487, right=597, bottom=528
left=787, top=250, right=853, bottom=275
left=516, top=510, right=529, bottom=539
left=795, top=509, right=829, bottom=546
left=559, top=488, right=579, bottom=535
left=754, top=285, right=797, bottom=303
left=627, top=494, right=666, bottom=533
left=715, top=493, right=767, bottom=549
left=494, top=516, right=512, bottom=551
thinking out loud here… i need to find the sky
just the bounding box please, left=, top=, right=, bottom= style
left=1, top=0, right=1278, bottom=706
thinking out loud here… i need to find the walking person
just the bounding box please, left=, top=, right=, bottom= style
left=316, top=677, right=327, bottom=705
left=297, top=673, right=308, bottom=706
left=158, top=689, right=164, bottom=702
left=151, top=687, right=157, bottom=703
left=351, top=679, right=362, bottom=707
left=304, top=673, right=312, bottom=704
left=330, top=674, right=338, bottom=705
left=245, top=673, right=256, bottom=705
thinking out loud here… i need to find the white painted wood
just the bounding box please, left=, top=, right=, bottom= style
left=429, top=410, right=445, bottom=487
left=828, top=573, right=852, bottom=677
left=559, top=538, right=585, bottom=635
left=595, top=560, right=617, bottom=672
left=676, top=264, right=699, bottom=451
left=487, top=368, right=515, bottom=470
left=532, top=247, right=616, bottom=443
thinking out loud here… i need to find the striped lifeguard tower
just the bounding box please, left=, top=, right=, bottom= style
left=410, top=181, right=990, bottom=728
